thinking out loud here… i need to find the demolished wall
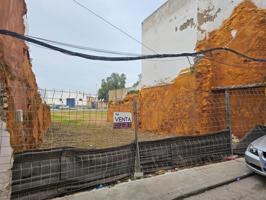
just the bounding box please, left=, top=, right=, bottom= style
left=108, top=1, right=266, bottom=139
left=0, top=0, right=51, bottom=152
left=141, top=0, right=266, bottom=88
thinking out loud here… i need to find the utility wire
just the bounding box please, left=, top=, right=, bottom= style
left=70, top=0, right=169, bottom=83
left=1, top=29, right=266, bottom=62
left=26, top=35, right=142, bottom=56
left=71, top=0, right=157, bottom=54
left=71, top=0, right=191, bottom=71
left=27, top=35, right=185, bottom=62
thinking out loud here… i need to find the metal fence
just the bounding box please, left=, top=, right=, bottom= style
left=0, top=85, right=265, bottom=200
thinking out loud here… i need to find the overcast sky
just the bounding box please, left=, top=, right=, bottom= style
left=25, top=0, right=167, bottom=94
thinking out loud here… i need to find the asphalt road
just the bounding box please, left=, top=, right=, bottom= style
left=185, top=174, right=266, bottom=200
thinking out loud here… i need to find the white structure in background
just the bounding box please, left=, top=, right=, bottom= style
left=141, top=0, right=266, bottom=88
left=39, top=89, right=96, bottom=108
left=109, top=86, right=138, bottom=102
left=39, top=89, right=108, bottom=110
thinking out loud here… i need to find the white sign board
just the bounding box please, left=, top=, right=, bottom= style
left=113, top=112, right=132, bottom=129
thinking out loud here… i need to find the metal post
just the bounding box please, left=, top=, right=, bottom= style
left=0, top=82, right=3, bottom=121
left=133, top=98, right=143, bottom=178
left=225, top=90, right=233, bottom=155
left=15, top=109, right=23, bottom=123
left=0, top=82, right=7, bottom=121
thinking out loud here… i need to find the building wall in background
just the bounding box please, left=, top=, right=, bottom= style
left=141, top=0, right=266, bottom=88
left=108, top=87, right=138, bottom=102
left=142, top=0, right=197, bottom=88
left=109, top=0, right=266, bottom=138
left=109, top=88, right=128, bottom=102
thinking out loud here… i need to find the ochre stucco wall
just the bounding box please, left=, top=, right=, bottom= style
left=108, top=1, right=266, bottom=138
left=0, top=0, right=51, bottom=152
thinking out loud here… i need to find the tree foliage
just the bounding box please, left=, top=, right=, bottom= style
left=132, top=80, right=139, bottom=87
left=98, top=73, right=126, bottom=101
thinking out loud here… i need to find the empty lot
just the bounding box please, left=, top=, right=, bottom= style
left=39, top=109, right=169, bottom=149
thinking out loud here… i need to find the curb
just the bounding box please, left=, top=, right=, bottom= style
left=172, top=172, right=253, bottom=200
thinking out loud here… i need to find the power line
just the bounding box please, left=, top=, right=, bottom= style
left=27, top=35, right=187, bottom=62
left=26, top=35, right=143, bottom=56
left=71, top=0, right=157, bottom=54
left=70, top=0, right=191, bottom=73
left=1, top=29, right=266, bottom=62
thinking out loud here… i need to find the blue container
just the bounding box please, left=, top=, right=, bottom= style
left=91, top=101, right=97, bottom=109
left=66, top=98, right=75, bottom=108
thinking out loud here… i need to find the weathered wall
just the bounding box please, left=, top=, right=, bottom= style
left=228, top=87, right=266, bottom=138
left=138, top=74, right=198, bottom=135
left=142, top=0, right=197, bottom=87
left=0, top=0, right=51, bottom=152
left=141, top=0, right=266, bottom=88
left=197, top=0, right=266, bottom=40
left=109, top=88, right=129, bottom=102
left=194, top=0, right=266, bottom=138
left=0, top=121, right=13, bottom=199
left=109, top=1, right=266, bottom=138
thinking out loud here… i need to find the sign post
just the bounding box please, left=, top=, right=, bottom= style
left=132, top=98, right=143, bottom=178
left=112, top=99, right=143, bottom=178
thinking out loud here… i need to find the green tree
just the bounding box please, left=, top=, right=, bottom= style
left=98, top=73, right=126, bottom=101
left=132, top=80, right=139, bottom=87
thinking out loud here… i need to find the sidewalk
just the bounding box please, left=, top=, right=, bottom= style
left=55, top=158, right=251, bottom=200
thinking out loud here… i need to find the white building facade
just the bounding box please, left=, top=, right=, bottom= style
left=141, top=0, right=266, bottom=88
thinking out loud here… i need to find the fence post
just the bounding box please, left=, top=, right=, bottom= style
left=133, top=98, right=143, bottom=178
left=225, top=90, right=233, bottom=155
left=0, top=82, right=2, bottom=118
left=0, top=82, right=6, bottom=121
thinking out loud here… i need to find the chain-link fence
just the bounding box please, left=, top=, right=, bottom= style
left=0, top=85, right=265, bottom=200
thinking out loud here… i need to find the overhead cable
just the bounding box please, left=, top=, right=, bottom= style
left=26, top=35, right=142, bottom=56
left=71, top=0, right=157, bottom=54
left=1, top=29, right=266, bottom=62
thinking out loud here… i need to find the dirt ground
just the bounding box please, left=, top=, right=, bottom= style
left=39, top=110, right=170, bottom=149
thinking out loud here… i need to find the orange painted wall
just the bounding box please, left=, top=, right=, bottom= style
left=108, top=1, right=266, bottom=139
left=0, top=0, right=51, bottom=152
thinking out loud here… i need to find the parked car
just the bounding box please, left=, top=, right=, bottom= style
left=245, top=135, right=266, bottom=176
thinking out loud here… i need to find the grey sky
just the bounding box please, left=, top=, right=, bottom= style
left=25, top=0, right=167, bottom=94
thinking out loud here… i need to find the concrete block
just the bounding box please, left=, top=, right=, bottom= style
left=0, top=121, right=13, bottom=200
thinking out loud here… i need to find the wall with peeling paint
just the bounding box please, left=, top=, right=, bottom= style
left=142, top=0, right=197, bottom=88
left=197, top=0, right=266, bottom=40
left=141, top=0, right=266, bottom=88
left=109, top=0, right=266, bottom=138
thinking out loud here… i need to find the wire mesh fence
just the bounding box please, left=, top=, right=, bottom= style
left=38, top=89, right=167, bottom=150
left=228, top=87, right=266, bottom=154
left=0, top=85, right=265, bottom=200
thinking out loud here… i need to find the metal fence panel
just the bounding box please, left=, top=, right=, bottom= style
left=0, top=86, right=265, bottom=200
left=11, top=130, right=230, bottom=200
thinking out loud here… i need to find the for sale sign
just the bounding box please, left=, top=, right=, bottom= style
left=113, top=112, right=132, bottom=129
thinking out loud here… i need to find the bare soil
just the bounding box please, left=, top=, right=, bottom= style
left=39, top=110, right=170, bottom=149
